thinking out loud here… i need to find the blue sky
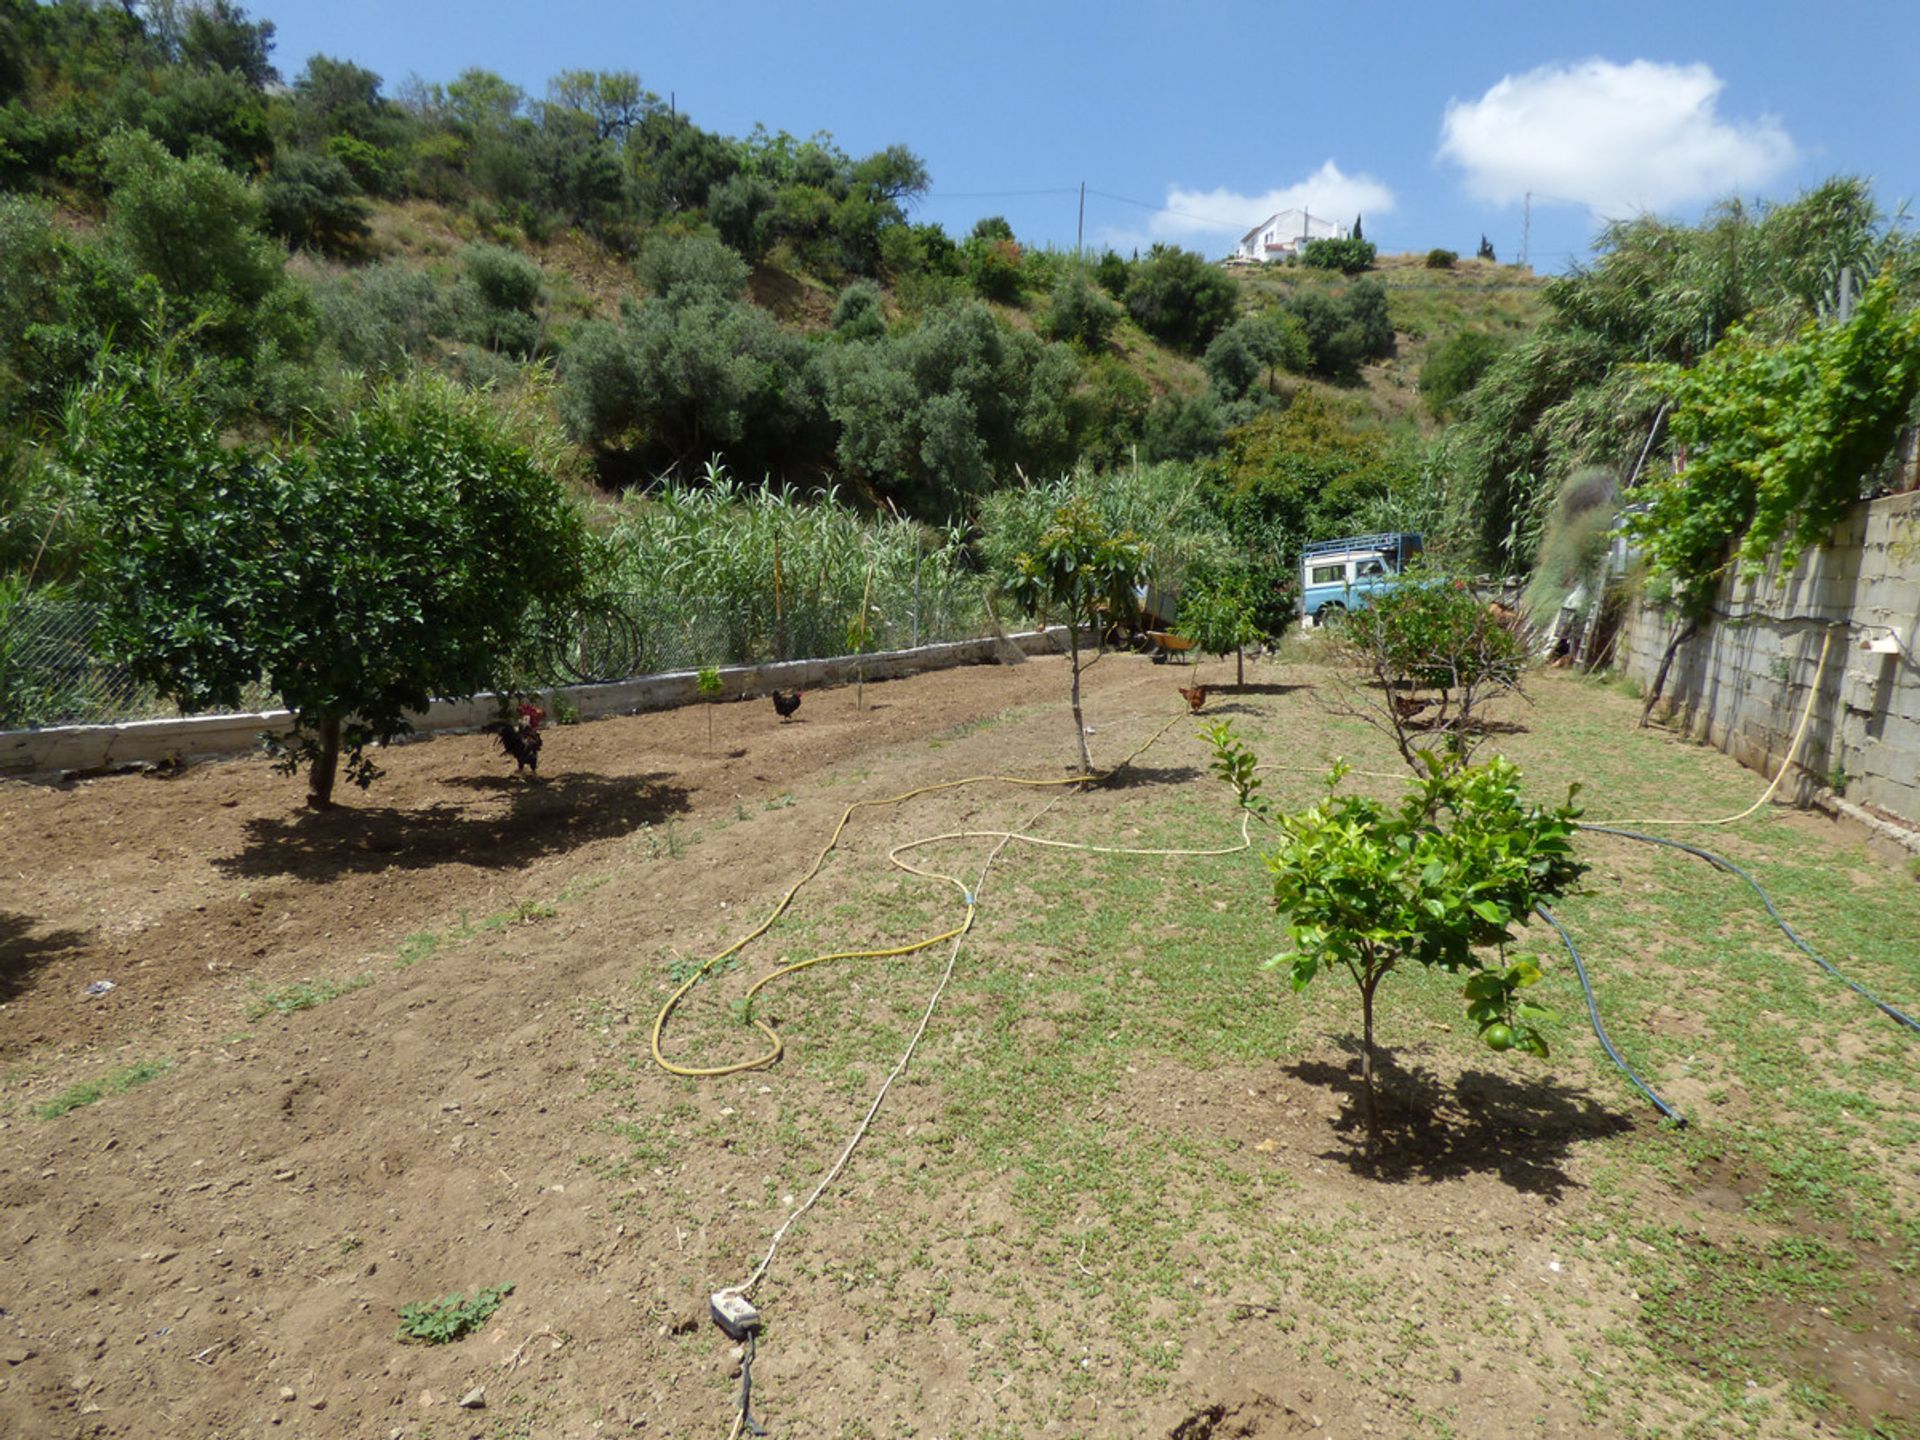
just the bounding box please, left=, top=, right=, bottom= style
left=259, top=0, right=1918, bottom=273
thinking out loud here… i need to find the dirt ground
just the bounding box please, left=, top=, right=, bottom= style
left=1, top=653, right=1914, bottom=1440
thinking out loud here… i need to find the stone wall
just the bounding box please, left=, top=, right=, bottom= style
left=0, top=627, right=1074, bottom=781
left=1618, top=489, right=1920, bottom=829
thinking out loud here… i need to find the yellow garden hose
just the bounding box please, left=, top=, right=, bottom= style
left=1585, top=624, right=1840, bottom=828
left=649, top=710, right=1238, bottom=1078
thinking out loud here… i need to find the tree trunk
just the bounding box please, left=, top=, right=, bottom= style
left=1360, top=976, right=1378, bottom=1157
left=1639, top=618, right=1699, bottom=728
left=307, top=715, right=341, bottom=811
left=1069, top=624, right=1092, bottom=774
left=1236, top=646, right=1245, bottom=688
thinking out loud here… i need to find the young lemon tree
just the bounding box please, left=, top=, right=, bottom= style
left=1009, top=498, right=1146, bottom=773
left=1208, top=722, right=1585, bottom=1148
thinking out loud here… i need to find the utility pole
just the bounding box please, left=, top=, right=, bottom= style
left=1838, top=265, right=1856, bottom=323
left=1520, top=191, right=1531, bottom=270
left=1076, top=181, right=1085, bottom=260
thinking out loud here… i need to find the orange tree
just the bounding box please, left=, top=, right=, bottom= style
left=1208, top=723, right=1585, bottom=1149
left=71, top=362, right=586, bottom=808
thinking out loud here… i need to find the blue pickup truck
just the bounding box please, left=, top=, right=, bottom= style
left=1299, top=532, right=1423, bottom=627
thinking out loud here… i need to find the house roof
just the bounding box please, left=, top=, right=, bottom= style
left=1238, top=208, right=1345, bottom=246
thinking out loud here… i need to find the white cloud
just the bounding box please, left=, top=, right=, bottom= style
left=1150, top=161, right=1397, bottom=247
left=1439, top=59, right=1796, bottom=214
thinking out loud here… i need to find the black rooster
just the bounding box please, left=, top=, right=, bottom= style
left=484, top=701, right=545, bottom=775
left=771, top=689, right=802, bottom=722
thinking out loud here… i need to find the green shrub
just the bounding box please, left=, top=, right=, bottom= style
left=830, top=280, right=887, bottom=339
left=1419, top=330, right=1507, bottom=417
left=1044, top=268, right=1120, bottom=350
left=1208, top=726, right=1584, bottom=1144
left=1124, top=246, right=1236, bottom=354
left=1300, top=236, right=1377, bottom=274
left=1425, top=248, right=1457, bottom=270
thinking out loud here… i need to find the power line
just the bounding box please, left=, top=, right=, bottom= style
left=925, top=187, right=1079, bottom=200
left=1084, top=187, right=1251, bottom=232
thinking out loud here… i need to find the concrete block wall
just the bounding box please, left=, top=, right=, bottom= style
left=1619, top=489, right=1920, bottom=827
left=0, top=627, right=1075, bottom=781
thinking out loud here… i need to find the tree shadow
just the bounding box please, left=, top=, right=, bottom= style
left=213, top=770, right=692, bottom=882
left=1286, top=1039, right=1636, bottom=1199
left=1098, top=763, right=1205, bottom=791
left=1219, top=682, right=1309, bottom=697
left=0, top=911, right=92, bottom=1005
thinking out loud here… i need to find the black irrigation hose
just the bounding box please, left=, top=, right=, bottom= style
left=1582, top=824, right=1920, bottom=1036
left=1534, top=903, right=1686, bottom=1126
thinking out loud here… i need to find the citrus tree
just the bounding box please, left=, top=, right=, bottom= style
left=71, top=363, right=588, bottom=809
left=1176, top=566, right=1263, bottom=686
left=1207, top=723, right=1585, bottom=1149
left=1009, top=498, right=1146, bottom=773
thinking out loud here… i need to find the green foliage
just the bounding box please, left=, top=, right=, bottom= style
left=1425, top=248, right=1457, bottom=270
left=979, top=462, right=1233, bottom=610
left=830, top=280, right=887, bottom=339
left=696, top=664, right=723, bottom=697
left=458, top=244, right=545, bottom=356
left=818, top=300, right=1080, bottom=512
left=962, top=233, right=1025, bottom=304
left=1202, top=311, right=1308, bottom=399
left=1300, top=236, right=1377, bottom=274
left=261, top=147, right=368, bottom=255
left=33, top=1056, right=175, bottom=1121
left=599, top=468, right=980, bottom=664
left=1284, top=279, right=1393, bottom=376
left=1349, top=575, right=1523, bottom=695
left=1633, top=275, right=1920, bottom=615
left=1201, top=392, right=1407, bottom=625
left=1044, top=268, right=1121, bottom=350
left=70, top=362, right=588, bottom=808
left=1442, top=178, right=1918, bottom=571
left=244, top=973, right=373, bottom=1021
left=1418, top=330, right=1507, bottom=417
left=396, top=1283, right=514, bottom=1344
left=1124, top=246, right=1237, bottom=354
left=1176, top=566, right=1265, bottom=661
left=1008, top=497, right=1147, bottom=770
left=1207, top=728, right=1584, bottom=1136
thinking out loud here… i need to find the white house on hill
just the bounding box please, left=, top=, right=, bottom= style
left=1232, top=209, right=1347, bottom=262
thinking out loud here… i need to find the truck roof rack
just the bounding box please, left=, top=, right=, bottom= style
left=1301, top=531, right=1422, bottom=557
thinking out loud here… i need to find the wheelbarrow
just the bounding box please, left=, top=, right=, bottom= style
left=1145, top=630, right=1197, bottom=665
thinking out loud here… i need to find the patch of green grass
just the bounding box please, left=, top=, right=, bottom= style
left=244, top=972, right=372, bottom=1021
left=396, top=1282, right=515, bottom=1344
left=33, top=1056, right=175, bottom=1119
left=395, top=930, right=442, bottom=969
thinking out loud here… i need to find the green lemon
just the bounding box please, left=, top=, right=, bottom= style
left=1483, top=1023, right=1515, bottom=1051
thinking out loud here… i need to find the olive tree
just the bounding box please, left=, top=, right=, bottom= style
left=71, top=362, right=587, bottom=809
left=1008, top=498, right=1145, bottom=773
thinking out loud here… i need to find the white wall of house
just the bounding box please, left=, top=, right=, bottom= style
left=1232, top=208, right=1348, bottom=261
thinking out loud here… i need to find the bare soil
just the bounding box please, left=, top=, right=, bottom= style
left=1, top=656, right=1913, bottom=1440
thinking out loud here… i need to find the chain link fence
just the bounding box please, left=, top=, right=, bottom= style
left=3, top=579, right=995, bottom=730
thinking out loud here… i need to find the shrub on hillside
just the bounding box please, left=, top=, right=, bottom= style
left=1419, top=330, right=1507, bottom=417
left=1044, top=269, right=1120, bottom=350
left=1301, top=236, right=1377, bottom=274
left=1425, top=248, right=1457, bottom=270
left=1285, top=280, right=1393, bottom=376
left=1124, top=246, right=1236, bottom=354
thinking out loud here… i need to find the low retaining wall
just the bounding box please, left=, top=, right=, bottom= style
left=1618, top=489, right=1920, bottom=831
left=0, top=627, right=1074, bottom=781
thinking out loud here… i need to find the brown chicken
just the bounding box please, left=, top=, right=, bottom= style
left=1390, top=694, right=1433, bottom=723
left=1177, top=684, right=1208, bottom=714
left=484, top=701, right=545, bottom=775
left=771, top=689, right=802, bottom=721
